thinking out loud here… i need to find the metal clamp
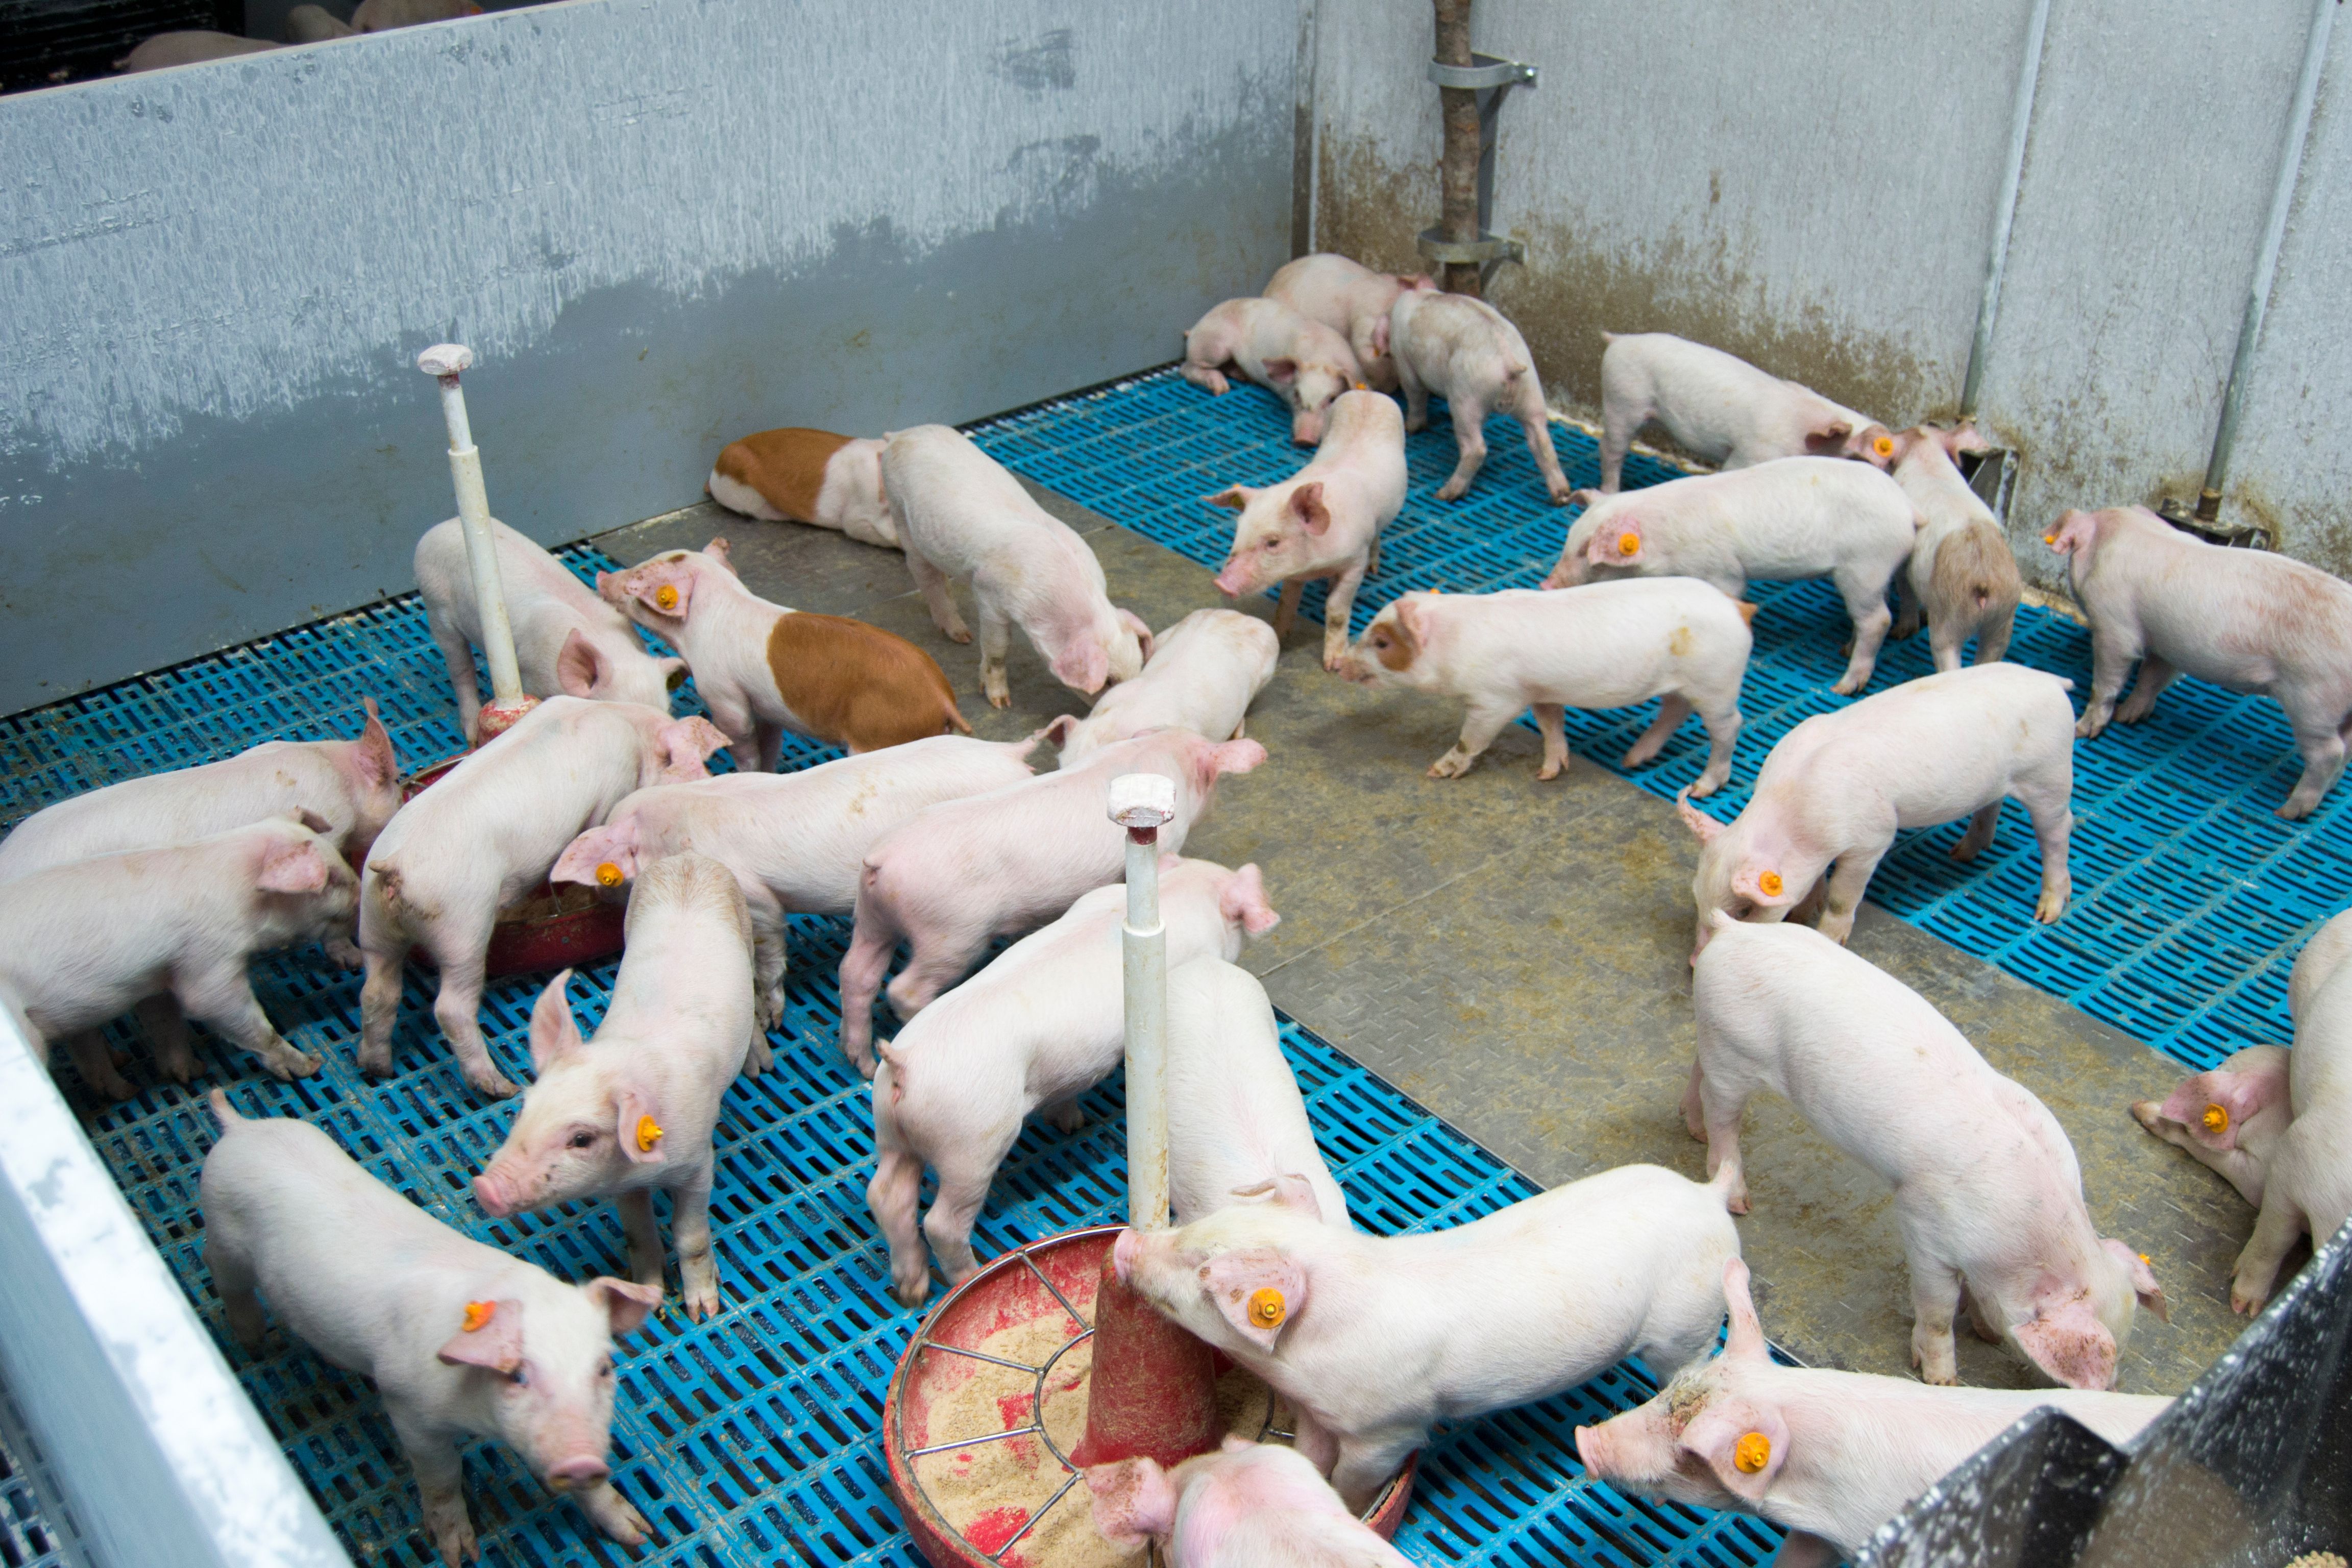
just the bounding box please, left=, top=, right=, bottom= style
left=1427, top=54, right=1536, bottom=91
left=1416, top=228, right=1524, bottom=268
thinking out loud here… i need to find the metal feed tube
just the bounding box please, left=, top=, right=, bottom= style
left=1108, top=773, right=1177, bottom=1231
left=417, top=344, right=526, bottom=714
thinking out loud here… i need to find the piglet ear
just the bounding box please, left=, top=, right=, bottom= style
left=2012, top=1301, right=2119, bottom=1390
left=435, top=1297, right=526, bottom=1373
left=2103, top=1239, right=2169, bottom=1323
left=551, top=826, right=633, bottom=889
left=1204, top=486, right=1254, bottom=511
left=255, top=836, right=331, bottom=894
left=1203, top=1247, right=1307, bottom=1353
left=1801, top=420, right=1853, bottom=453
left=1261, top=357, right=1298, bottom=385
left=616, top=1086, right=667, bottom=1166
left=704, top=536, right=735, bottom=572
left=528, top=968, right=584, bottom=1072
left=1721, top=1258, right=1769, bottom=1362
left=1589, top=519, right=1643, bottom=566
left=1675, top=789, right=1724, bottom=846
left=658, top=717, right=732, bottom=781
left=1040, top=714, right=1082, bottom=748
left=2160, top=1058, right=2285, bottom=1150
left=1050, top=640, right=1112, bottom=695
left=1220, top=863, right=1280, bottom=936
left=1210, top=739, right=1268, bottom=776
left=557, top=629, right=608, bottom=698
left=1370, top=316, right=1391, bottom=357
left=291, top=807, right=335, bottom=838
left=356, top=696, right=400, bottom=786
left=583, top=1276, right=664, bottom=1337
left=1288, top=481, right=1331, bottom=536
left=1683, top=1402, right=1788, bottom=1504
left=1227, top=1172, right=1321, bottom=1222
left=1084, top=1458, right=1178, bottom=1548
left=1392, top=596, right=1431, bottom=649
left=1117, top=608, right=1156, bottom=663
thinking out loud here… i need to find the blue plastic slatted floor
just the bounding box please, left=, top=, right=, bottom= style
left=0, top=547, right=1778, bottom=1568
left=970, top=368, right=2351, bottom=1073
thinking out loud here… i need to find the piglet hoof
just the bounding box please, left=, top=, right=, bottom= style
left=426, top=1506, right=478, bottom=1568
left=1435, top=479, right=1470, bottom=503
left=945, top=625, right=974, bottom=646
left=1403, top=414, right=1427, bottom=434
left=2035, top=885, right=2069, bottom=923
left=1048, top=1101, right=1085, bottom=1133
left=1830, top=671, right=1868, bottom=697
left=1536, top=762, right=1563, bottom=782
left=2230, top=1285, right=2265, bottom=1316
left=1320, top=649, right=1348, bottom=674
left=2074, top=714, right=2104, bottom=740
left=463, top=1063, right=521, bottom=1099
left=892, top=1276, right=933, bottom=1310
left=325, top=937, right=365, bottom=971
left=745, top=1037, right=774, bottom=1077
left=2276, top=797, right=2317, bottom=822
left=582, top=1486, right=653, bottom=1548
left=90, top=1065, right=139, bottom=1101
left=157, top=1046, right=199, bottom=1086
left=985, top=687, right=1013, bottom=711
left=1546, top=484, right=1574, bottom=507
left=1725, top=1189, right=1751, bottom=1217
left=266, top=1049, right=324, bottom=1083
left=1426, top=752, right=1473, bottom=780
left=1688, top=773, right=1727, bottom=800
left=682, top=1284, right=721, bottom=1322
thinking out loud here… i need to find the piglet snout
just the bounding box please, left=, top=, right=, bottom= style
left=1212, top=564, right=1250, bottom=598
left=472, top=1171, right=516, bottom=1218
left=545, top=1456, right=610, bottom=1491
left=1112, top=1228, right=1139, bottom=1284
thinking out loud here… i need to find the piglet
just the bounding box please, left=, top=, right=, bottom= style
left=880, top=425, right=1153, bottom=707
left=837, top=728, right=1265, bottom=1073
left=1678, top=664, right=2075, bottom=952
left=0, top=696, right=401, bottom=880
left=1547, top=458, right=1919, bottom=695
left=203, top=1094, right=660, bottom=1566
left=416, top=517, right=684, bottom=741
left=1053, top=609, right=1280, bottom=766
left=1182, top=297, right=1364, bottom=446
left=706, top=427, right=897, bottom=547
left=1336, top=581, right=1751, bottom=793
left=0, top=815, right=354, bottom=1097
left=1115, top=1162, right=1741, bottom=1508
left=551, top=732, right=1043, bottom=1028
left=1594, top=332, right=1897, bottom=494
left=1165, top=957, right=1350, bottom=1231
left=1384, top=283, right=1571, bottom=503
left=1690, top=917, right=2166, bottom=1387
left=1263, top=253, right=1430, bottom=394
left=2189, top=905, right=2352, bottom=1312
left=598, top=538, right=967, bottom=765
left=1890, top=423, right=2020, bottom=670
left=1209, top=389, right=1407, bottom=670
left=2047, top=504, right=2352, bottom=819
left=1574, top=1259, right=2169, bottom=1568
left=357, top=696, right=730, bottom=1097
left=867, top=859, right=1279, bottom=1305
left=1087, top=1437, right=1413, bottom=1568
left=475, top=854, right=762, bottom=1319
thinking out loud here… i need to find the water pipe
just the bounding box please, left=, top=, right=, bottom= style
left=416, top=344, right=536, bottom=739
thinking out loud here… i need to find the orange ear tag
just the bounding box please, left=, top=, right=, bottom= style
left=1734, top=1432, right=1771, bottom=1473
left=654, top=584, right=679, bottom=611
left=2042, top=535, right=2059, bottom=547
left=462, top=1301, right=496, bottom=1333
left=1616, top=532, right=1640, bottom=556
left=1757, top=870, right=1784, bottom=898
left=1246, top=1288, right=1286, bottom=1329
left=1873, top=435, right=1895, bottom=458
left=2139, top=1253, right=2152, bottom=1265
left=1351, top=380, right=1367, bottom=391
left=2202, top=1103, right=2229, bottom=1134
left=635, top=1115, right=664, bottom=1153
left=595, top=862, right=624, bottom=888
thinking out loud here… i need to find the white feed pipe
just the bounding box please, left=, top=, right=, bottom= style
left=416, top=344, right=526, bottom=709
left=1108, top=773, right=1177, bottom=1231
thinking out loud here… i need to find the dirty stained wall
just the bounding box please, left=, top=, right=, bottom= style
left=1311, top=0, right=2352, bottom=587
left=0, top=0, right=1295, bottom=713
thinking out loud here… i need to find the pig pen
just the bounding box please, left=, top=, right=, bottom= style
left=0, top=373, right=2327, bottom=1566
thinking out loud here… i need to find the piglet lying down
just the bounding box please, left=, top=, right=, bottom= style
left=1086, top=1438, right=1413, bottom=1567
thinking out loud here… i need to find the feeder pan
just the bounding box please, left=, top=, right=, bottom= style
left=883, top=1224, right=1414, bottom=1567
left=398, top=756, right=625, bottom=976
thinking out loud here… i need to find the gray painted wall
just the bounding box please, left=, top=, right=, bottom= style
left=1309, top=0, right=2349, bottom=589
left=0, top=0, right=1296, bottom=713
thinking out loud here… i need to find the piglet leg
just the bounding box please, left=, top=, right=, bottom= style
left=1622, top=694, right=1690, bottom=771
left=1812, top=847, right=1887, bottom=945
left=1906, top=1255, right=1963, bottom=1385
left=2114, top=654, right=2178, bottom=725
left=975, top=599, right=1014, bottom=710
left=207, top=1232, right=268, bottom=1354
left=615, top=1188, right=666, bottom=1295
left=672, top=1173, right=722, bottom=1321
left=427, top=942, right=513, bottom=1098
left=1532, top=703, right=1571, bottom=781
left=181, top=964, right=321, bottom=1082
left=1436, top=395, right=1489, bottom=502
left=136, top=994, right=199, bottom=1084
left=63, top=1028, right=136, bottom=1100
left=2076, top=629, right=2141, bottom=738
left=2279, top=692, right=2351, bottom=821
left=1429, top=696, right=1518, bottom=780
left=390, top=1414, right=476, bottom=1568
left=1321, top=560, right=1370, bottom=671
left=1273, top=579, right=1306, bottom=641
left=1689, top=699, right=1742, bottom=799
left=869, top=1144, right=933, bottom=1308
left=2231, top=1187, right=2308, bottom=1314
left=1829, top=569, right=1894, bottom=696
left=905, top=551, right=972, bottom=644
left=357, top=946, right=405, bottom=1078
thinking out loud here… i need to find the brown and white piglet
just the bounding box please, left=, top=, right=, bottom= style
left=475, top=852, right=763, bottom=1320
left=599, top=539, right=968, bottom=767
left=706, top=427, right=897, bottom=549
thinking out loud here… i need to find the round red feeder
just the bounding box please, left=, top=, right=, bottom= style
left=882, top=1226, right=1414, bottom=1567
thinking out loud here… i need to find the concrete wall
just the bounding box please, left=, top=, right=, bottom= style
left=0, top=0, right=1297, bottom=714
left=1309, top=0, right=2350, bottom=587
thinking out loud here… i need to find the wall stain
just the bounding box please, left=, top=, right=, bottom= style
left=992, top=27, right=1075, bottom=93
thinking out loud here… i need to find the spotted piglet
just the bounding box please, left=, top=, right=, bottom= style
left=1086, top=1439, right=1414, bottom=1567
left=1182, top=296, right=1364, bottom=446
left=705, top=427, right=897, bottom=548
left=599, top=539, right=968, bottom=766
left=474, top=854, right=762, bottom=1320
left=1690, top=918, right=2166, bottom=1388
left=2047, top=504, right=2352, bottom=819
left=1336, top=581, right=1751, bottom=793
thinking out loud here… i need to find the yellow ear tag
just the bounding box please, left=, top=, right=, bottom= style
left=2202, top=1103, right=2229, bottom=1133
left=635, top=1115, right=664, bottom=1153
left=1616, top=532, right=1640, bottom=556
left=461, top=1301, right=496, bottom=1333
left=654, top=584, right=679, bottom=611
left=1757, top=870, right=1784, bottom=898
left=1873, top=435, right=1895, bottom=458
left=1734, top=1432, right=1771, bottom=1474
left=595, top=862, right=624, bottom=888
left=1246, top=1288, right=1286, bottom=1329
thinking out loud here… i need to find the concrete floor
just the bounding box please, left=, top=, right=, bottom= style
left=601, top=487, right=2266, bottom=1399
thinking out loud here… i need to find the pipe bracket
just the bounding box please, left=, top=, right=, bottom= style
left=1427, top=54, right=1536, bottom=90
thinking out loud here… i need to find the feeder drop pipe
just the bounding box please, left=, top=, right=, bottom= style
left=1107, top=774, right=1177, bottom=1233
left=1959, top=0, right=2051, bottom=420
left=418, top=345, right=525, bottom=707
left=2196, top=0, right=2336, bottom=523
